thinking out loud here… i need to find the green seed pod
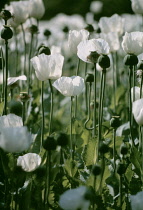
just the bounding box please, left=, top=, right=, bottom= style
left=120, top=143, right=128, bottom=155
left=99, top=141, right=109, bottom=154
left=38, top=45, right=51, bottom=55
left=29, top=25, right=38, bottom=34
left=85, top=73, right=94, bottom=83
left=98, top=54, right=110, bottom=69
left=43, top=136, right=57, bottom=151
left=56, top=132, right=69, bottom=147
left=1, top=25, right=13, bottom=40
left=87, top=51, right=100, bottom=63
left=92, top=164, right=102, bottom=176
left=116, top=163, right=126, bottom=175
left=110, top=116, right=121, bottom=128
left=124, top=54, right=138, bottom=66
left=9, top=100, right=22, bottom=117
left=1, top=10, right=12, bottom=21
left=44, top=29, right=51, bottom=37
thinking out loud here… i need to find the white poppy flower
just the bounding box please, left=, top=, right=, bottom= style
left=8, top=75, right=27, bottom=86
left=0, top=126, right=32, bottom=153
left=98, top=14, right=124, bottom=36
left=59, top=186, right=90, bottom=210
left=0, top=114, right=23, bottom=129
left=131, top=0, right=143, bottom=14
left=52, top=76, right=84, bottom=97
left=100, top=32, right=120, bottom=52
left=17, top=153, right=41, bottom=172
left=77, top=38, right=110, bottom=63
left=132, top=98, right=143, bottom=125
left=122, top=32, right=143, bottom=56
left=29, top=0, right=45, bottom=19
left=51, top=45, right=61, bottom=55
left=130, top=191, right=143, bottom=210
left=31, top=53, right=64, bottom=81
left=68, top=29, right=89, bottom=54
left=7, top=1, right=29, bottom=25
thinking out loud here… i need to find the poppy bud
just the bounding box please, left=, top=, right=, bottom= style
left=19, top=92, right=30, bottom=103
left=99, top=141, right=109, bottom=154
left=9, top=100, right=22, bottom=117
left=43, top=136, right=57, bottom=151
left=120, top=143, right=128, bottom=155
left=116, top=163, right=126, bottom=175
left=44, top=29, right=51, bottom=37
left=85, top=73, right=94, bottom=83
left=1, top=10, right=12, bottom=21
left=92, top=164, right=102, bottom=176
left=56, top=132, right=69, bottom=147
left=98, top=54, right=110, bottom=69
left=38, top=45, right=51, bottom=55
left=124, top=54, right=138, bottom=66
left=110, top=116, right=121, bottom=128
left=1, top=25, right=13, bottom=40
left=28, top=25, right=38, bottom=34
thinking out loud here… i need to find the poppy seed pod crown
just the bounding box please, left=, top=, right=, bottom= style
left=124, top=54, right=138, bottom=66
left=1, top=26, right=13, bottom=40
left=1, top=10, right=12, bottom=21
left=98, top=54, right=110, bottom=69
left=85, top=73, right=94, bottom=83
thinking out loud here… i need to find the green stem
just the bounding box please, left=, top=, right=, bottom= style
left=44, top=151, right=51, bottom=208
left=84, top=82, right=93, bottom=130
left=41, top=81, right=44, bottom=148
left=28, top=33, right=34, bottom=94
left=74, top=58, right=80, bottom=118
left=21, top=23, right=27, bottom=76
left=113, top=128, right=116, bottom=173
left=22, top=101, right=26, bottom=125
left=70, top=96, right=73, bottom=159
left=0, top=48, right=4, bottom=101
left=85, top=63, right=88, bottom=114
left=140, top=71, right=143, bottom=98
left=141, top=126, right=143, bottom=187
left=3, top=40, right=8, bottom=115
left=14, top=29, right=18, bottom=76
left=119, top=175, right=122, bottom=208
left=93, top=63, right=97, bottom=137
left=48, top=79, right=53, bottom=135
left=112, top=53, right=116, bottom=113
left=129, top=65, right=135, bottom=146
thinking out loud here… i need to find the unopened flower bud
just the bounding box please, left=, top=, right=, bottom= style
left=1, top=10, right=12, bottom=21
left=1, top=25, right=13, bottom=40
left=19, top=92, right=30, bottom=103
left=56, top=132, right=69, bottom=147
left=99, top=141, right=109, bottom=154
left=43, top=136, right=57, bottom=151
left=9, top=100, right=22, bottom=116
left=98, top=54, right=110, bottom=69
left=116, top=163, right=126, bottom=175
left=85, top=73, right=94, bottom=83
left=110, top=116, right=121, bottom=128
left=92, top=164, right=102, bottom=176
left=120, top=143, right=128, bottom=155
left=124, top=54, right=138, bottom=66
left=28, top=25, right=38, bottom=34
left=38, top=45, right=51, bottom=55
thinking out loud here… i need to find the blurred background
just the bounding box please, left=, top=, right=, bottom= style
left=0, top=0, right=134, bottom=20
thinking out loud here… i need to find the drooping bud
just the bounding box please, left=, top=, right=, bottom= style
left=1, top=10, right=12, bottom=21
left=43, top=136, right=57, bottom=151
left=98, top=54, right=110, bottom=69
left=1, top=25, right=13, bottom=40
left=124, top=54, right=138, bottom=66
